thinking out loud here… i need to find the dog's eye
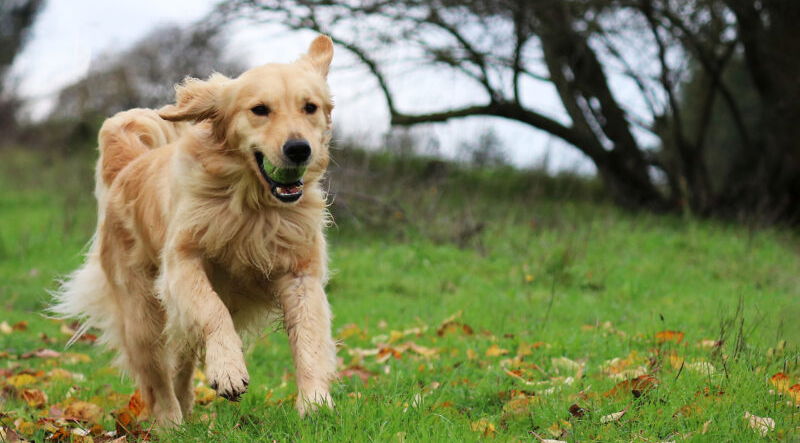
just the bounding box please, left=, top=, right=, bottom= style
left=251, top=105, right=270, bottom=116
left=303, top=103, right=318, bottom=114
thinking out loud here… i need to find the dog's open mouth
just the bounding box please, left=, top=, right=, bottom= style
left=254, top=151, right=304, bottom=203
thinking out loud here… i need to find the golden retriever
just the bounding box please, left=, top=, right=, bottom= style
left=52, top=35, right=337, bottom=426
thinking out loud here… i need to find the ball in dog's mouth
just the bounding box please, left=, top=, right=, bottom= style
left=254, top=151, right=306, bottom=203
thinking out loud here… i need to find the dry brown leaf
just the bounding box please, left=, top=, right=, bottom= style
left=64, top=400, right=103, bottom=424
left=20, top=348, right=61, bottom=359
left=128, top=390, right=146, bottom=417
left=20, top=389, right=47, bottom=408
left=655, top=330, right=685, bottom=344
left=339, top=365, right=376, bottom=383
left=11, top=321, right=28, bottom=331
left=604, top=374, right=659, bottom=398
left=744, top=411, right=774, bottom=437
left=568, top=403, right=587, bottom=418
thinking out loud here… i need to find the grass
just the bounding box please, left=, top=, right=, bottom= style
left=0, top=147, right=799, bottom=441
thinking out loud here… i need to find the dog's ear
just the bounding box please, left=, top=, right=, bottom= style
left=305, top=35, right=334, bottom=78
left=159, top=74, right=229, bottom=122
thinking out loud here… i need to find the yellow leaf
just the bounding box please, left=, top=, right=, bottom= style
left=338, top=323, right=364, bottom=340
left=485, top=344, right=509, bottom=357
left=13, top=418, right=36, bottom=435
left=7, top=374, right=37, bottom=387
left=470, top=418, right=496, bottom=437
left=668, top=353, right=685, bottom=370
left=62, top=353, right=92, bottom=364
left=770, top=372, right=791, bottom=392
left=467, top=348, right=477, bottom=360
left=195, top=385, right=217, bottom=405
left=47, top=368, right=76, bottom=381
left=0, top=321, right=12, bottom=334
left=389, top=330, right=405, bottom=343
left=655, top=330, right=685, bottom=344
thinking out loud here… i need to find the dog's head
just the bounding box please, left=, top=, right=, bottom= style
left=159, top=35, right=334, bottom=205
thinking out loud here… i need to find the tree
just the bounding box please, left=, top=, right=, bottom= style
left=0, top=0, right=45, bottom=140
left=51, top=24, right=244, bottom=120
left=213, top=0, right=800, bottom=223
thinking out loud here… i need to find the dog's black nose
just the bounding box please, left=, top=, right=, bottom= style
left=282, top=139, right=311, bottom=164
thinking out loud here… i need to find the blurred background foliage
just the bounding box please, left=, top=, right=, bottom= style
left=2, top=0, right=800, bottom=229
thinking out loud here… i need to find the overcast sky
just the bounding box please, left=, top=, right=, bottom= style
left=11, top=0, right=596, bottom=173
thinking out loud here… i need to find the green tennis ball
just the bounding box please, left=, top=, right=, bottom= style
left=261, top=157, right=307, bottom=183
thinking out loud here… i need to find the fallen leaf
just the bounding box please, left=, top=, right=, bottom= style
left=0, top=321, right=12, bottom=334
left=685, top=361, right=715, bottom=375
left=11, top=321, right=27, bottom=331
left=408, top=342, right=439, bottom=357
left=339, top=365, right=376, bottom=384
left=744, top=411, right=774, bottom=437
left=568, top=403, right=587, bottom=418
left=605, top=374, right=659, bottom=398
left=600, top=409, right=626, bottom=423
left=20, top=389, right=47, bottom=408
left=195, top=385, right=216, bottom=405
left=655, top=330, right=685, bottom=344
left=698, top=339, right=723, bottom=349
left=61, top=353, right=92, bottom=364
left=20, top=348, right=61, bottom=359
left=770, top=372, right=791, bottom=392
left=546, top=420, right=572, bottom=439
left=486, top=344, right=509, bottom=357
left=64, top=401, right=103, bottom=424
left=338, top=323, right=365, bottom=340
left=470, top=418, right=496, bottom=437
left=466, top=349, right=477, bottom=360
left=128, top=390, right=146, bottom=417
left=376, top=347, right=403, bottom=363
left=47, top=368, right=79, bottom=381
left=788, top=384, right=800, bottom=404
left=7, top=374, right=38, bottom=388
left=551, top=357, right=585, bottom=378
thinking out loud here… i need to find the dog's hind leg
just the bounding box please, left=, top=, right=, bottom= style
left=117, top=281, right=183, bottom=426
left=173, top=346, right=197, bottom=418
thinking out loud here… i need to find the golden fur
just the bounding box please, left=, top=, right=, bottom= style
left=52, top=36, right=338, bottom=425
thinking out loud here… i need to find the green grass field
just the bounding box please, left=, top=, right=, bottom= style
left=1, top=149, right=799, bottom=441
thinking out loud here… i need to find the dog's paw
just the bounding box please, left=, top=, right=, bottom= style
left=296, top=390, right=334, bottom=417
left=206, top=357, right=249, bottom=402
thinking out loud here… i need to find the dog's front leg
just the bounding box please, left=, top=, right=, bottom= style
left=276, top=273, right=337, bottom=415
left=161, top=247, right=249, bottom=402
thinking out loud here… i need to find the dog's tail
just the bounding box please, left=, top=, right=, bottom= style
left=49, top=243, right=125, bottom=354
left=96, top=108, right=183, bottom=194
